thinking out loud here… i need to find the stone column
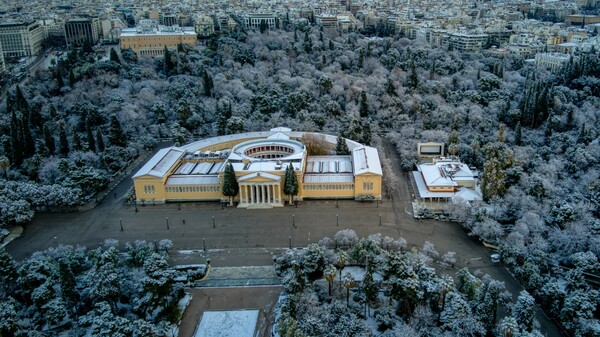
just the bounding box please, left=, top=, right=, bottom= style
left=250, top=184, right=255, bottom=204
left=267, top=184, right=271, bottom=203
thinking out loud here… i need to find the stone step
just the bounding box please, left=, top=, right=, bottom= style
left=196, top=278, right=282, bottom=288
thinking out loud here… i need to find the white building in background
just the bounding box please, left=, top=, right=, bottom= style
left=0, top=21, right=44, bottom=58
left=243, top=13, right=277, bottom=30
left=534, top=52, right=572, bottom=71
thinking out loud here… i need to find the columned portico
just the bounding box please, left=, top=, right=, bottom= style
left=237, top=172, right=283, bottom=208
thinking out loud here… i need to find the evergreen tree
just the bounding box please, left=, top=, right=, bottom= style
left=329, top=40, right=334, bottom=50
left=284, top=163, right=299, bottom=204
left=497, top=123, right=506, bottom=142
left=222, top=163, right=239, bottom=206
left=430, top=60, right=436, bottom=80
left=358, top=50, right=364, bottom=68
left=14, top=86, right=29, bottom=113
left=335, top=136, right=350, bottom=155
left=29, top=107, right=42, bottom=131
left=163, top=46, right=172, bottom=76
left=55, top=69, right=64, bottom=89
left=43, top=124, right=55, bottom=155
left=108, top=115, right=127, bottom=147
left=72, top=132, right=83, bottom=151
left=515, top=122, right=522, bottom=146
left=259, top=20, right=267, bottom=33
left=59, top=123, right=69, bottom=156
left=96, top=128, right=105, bottom=152
left=385, top=79, right=396, bottom=96
left=408, top=61, right=419, bottom=89
left=202, top=69, right=213, bottom=97
left=86, top=119, right=96, bottom=152
left=359, top=91, right=369, bottom=118
left=10, top=112, right=23, bottom=166
left=514, top=291, right=535, bottom=332
left=481, top=158, right=505, bottom=201
left=21, top=115, right=35, bottom=157
left=69, top=69, right=76, bottom=87
left=448, top=129, right=459, bottom=145
left=109, top=48, right=121, bottom=64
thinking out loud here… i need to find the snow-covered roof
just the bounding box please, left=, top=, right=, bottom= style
left=412, top=171, right=454, bottom=198
left=418, top=164, right=457, bottom=187
left=180, top=129, right=363, bottom=153
left=165, top=175, right=220, bottom=185
left=306, top=156, right=353, bottom=174
left=352, top=146, right=383, bottom=176
left=451, top=188, right=483, bottom=203
left=238, top=172, right=281, bottom=182
left=418, top=159, right=476, bottom=186
left=195, top=310, right=259, bottom=337
left=304, top=174, right=354, bottom=183
left=133, top=147, right=185, bottom=178
left=267, top=132, right=289, bottom=140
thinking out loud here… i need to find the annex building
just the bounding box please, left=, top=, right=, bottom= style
left=133, top=128, right=382, bottom=208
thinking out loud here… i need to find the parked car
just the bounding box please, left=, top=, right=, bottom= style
left=490, top=253, right=501, bottom=263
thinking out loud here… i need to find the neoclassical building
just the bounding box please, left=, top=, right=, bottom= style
left=133, top=128, right=382, bottom=208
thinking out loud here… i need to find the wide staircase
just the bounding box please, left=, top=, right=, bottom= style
left=195, top=265, right=281, bottom=288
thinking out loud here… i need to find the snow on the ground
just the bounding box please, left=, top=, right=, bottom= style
left=194, top=310, right=259, bottom=337
left=341, top=266, right=384, bottom=282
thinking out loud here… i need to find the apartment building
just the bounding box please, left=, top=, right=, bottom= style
left=0, top=21, right=44, bottom=58
left=194, top=15, right=215, bottom=37
left=64, top=18, right=101, bottom=48
left=119, top=25, right=197, bottom=57
left=243, top=13, right=277, bottom=30
left=448, top=32, right=489, bottom=52
left=316, top=14, right=338, bottom=28
left=534, top=52, right=572, bottom=71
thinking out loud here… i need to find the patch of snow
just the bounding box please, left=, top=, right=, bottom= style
left=342, top=266, right=384, bottom=282
left=195, top=310, right=259, bottom=337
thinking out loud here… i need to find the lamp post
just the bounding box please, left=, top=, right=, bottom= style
left=166, top=217, right=169, bottom=230
left=336, top=213, right=339, bottom=226
left=288, top=236, right=292, bottom=249
left=134, top=202, right=138, bottom=212
left=379, top=213, right=382, bottom=226
left=119, top=218, right=123, bottom=231
left=212, top=216, right=215, bottom=228
left=292, top=214, right=296, bottom=228
left=203, top=238, right=206, bottom=252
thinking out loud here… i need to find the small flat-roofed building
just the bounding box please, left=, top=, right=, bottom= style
left=133, top=128, right=383, bottom=207
left=417, top=142, right=445, bottom=160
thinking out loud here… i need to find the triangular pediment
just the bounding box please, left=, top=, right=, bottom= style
left=238, top=172, right=282, bottom=183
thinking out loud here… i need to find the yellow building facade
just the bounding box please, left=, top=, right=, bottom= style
left=133, top=128, right=383, bottom=208
left=119, top=26, right=197, bottom=57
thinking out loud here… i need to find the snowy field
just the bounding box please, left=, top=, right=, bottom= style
left=194, top=310, right=259, bottom=337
